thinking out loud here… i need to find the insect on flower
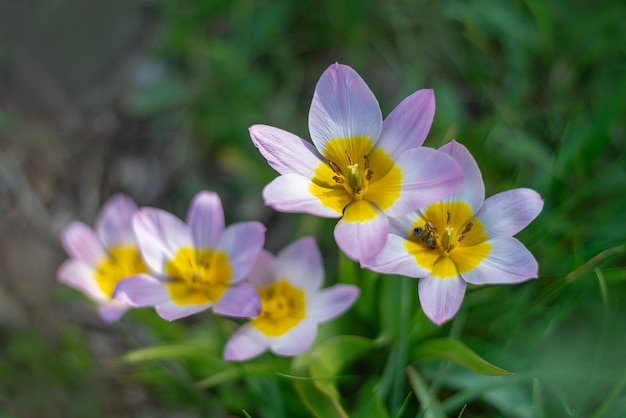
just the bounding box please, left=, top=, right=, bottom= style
left=362, top=140, right=543, bottom=325
left=413, top=221, right=438, bottom=249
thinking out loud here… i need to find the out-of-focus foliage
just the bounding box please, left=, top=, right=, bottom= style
left=1, top=0, right=625, bottom=416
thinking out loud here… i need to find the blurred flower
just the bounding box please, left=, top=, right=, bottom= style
left=223, top=237, right=360, bottom=361
left=362, top=140, right=543, bottom=325
left=58, top=194, right=148, bottom=322
left=250, top=63, right=463, bottom=262
left=114, top=191, right=264, bottom=321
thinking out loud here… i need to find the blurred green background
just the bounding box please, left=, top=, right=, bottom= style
left=1, top=0, right=625, bottom=417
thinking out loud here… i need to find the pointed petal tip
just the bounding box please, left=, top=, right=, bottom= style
left=214, top=283, right=262, bottom=318
left=223, top=326, right=269, bottom=362
left=429, top=314, right=450, bottom=327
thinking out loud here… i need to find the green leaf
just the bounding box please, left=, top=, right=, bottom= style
left=290, top=354, right=349, bottom=418
left=414, top=338, right=512, bottom=376
left=407, top=366, right=446, bottom=418
left=120, top=344, right=204, bottom=363
left=308, top=335, right=377, bottom=400
left=195, top=363, right=281, bottom=389
left=288, top=335, right=378, bottom=418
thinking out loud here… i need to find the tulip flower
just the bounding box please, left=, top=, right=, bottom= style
left=362, top=140, right=543, bottom=325
left=224, top=237, right=360, bottom=361
left=114, top=191, right=264, bottom=321
left=250, top=63, right=463, bottom=262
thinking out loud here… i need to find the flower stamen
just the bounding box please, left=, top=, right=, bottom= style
left=414, top=211, right=476, bottom=254
left=329, top=152, right=374, bottom=200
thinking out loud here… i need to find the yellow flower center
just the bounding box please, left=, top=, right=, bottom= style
left=95, top=245, right=150, bottom=298
left=164, top=247, right=233, bottom=306
left=252, top=279, right=306, bottom=337
left=404, top=201, right=493, bottom=279
left=309, top=136, right=403, bottom=220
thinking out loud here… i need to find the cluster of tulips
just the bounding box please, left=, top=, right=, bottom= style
left=58, top=63, right=542, bottom=361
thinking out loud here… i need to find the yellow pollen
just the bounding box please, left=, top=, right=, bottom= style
left=164, top=247, right=233, bottom=306
left=95, top=245, right=149, bottom=298
left=331, top=156, right=372, bottom=200
left=309, top=135, right=403, bottom=215
left=252, top=279, right=306, bottom=337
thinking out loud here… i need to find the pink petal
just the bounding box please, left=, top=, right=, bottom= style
left=276, top=237, right=324, bottom=292
left=187, top=191, right=225, bottom=249
left=213, top=282, right=261, bottom=318
left=247, top=250, right=278, bottom=288
left=61, top=222, right=106, bottom=267
left=309, top=63, right=382, bottom=154
left=361, top=234, right=431, bottom=278
left=388, top=213, right=419, bottom=237
left=113, top=274, right=171, bottom=307
left=223, top=324, right=270, bottom=362
left=96, top=194, right=138, bottom=249
left=263, top=174, right=343, bottom=217
left=476, top=188, right=544, bottom=238
left=438, top=140, right=485, bottom=213
left=307, top=284, right=360, bottom=323
left=383, top=147, right=464, bottom=217
left=249, top=124, right=323, bottom=177
left=377, top=89, right=435, bottom=156
left=269, top=319, right=318, bottom=357
left=460, top=237, right=539, bottom=285
left=57, top=259, right=107, bottom=302
left=156, top=302, right=211, bottom=321
left=133, top=208, right=193, bottom=274
left=418, top=276, right=467, bottom=326
left=218, top=221, right=265, bottom=283
left=98, top=301, right=130, bottom=323
left=334, top=203, right=389, bottom=262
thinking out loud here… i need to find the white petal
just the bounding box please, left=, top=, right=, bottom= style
left=156, top=302, right=212, bottom=321
left=247, top=250, right=278, bottom=288
left=96, top=194, right=138, bottom=248
left=334, top=204, right=389, bottom=262
left=269, top=319, right=318, bottom=357
left=218, top=221, right=265, bottom=283
left=187, top=191, right=225, bottom=249
left=57, top=259, right=108, bottom=302
left=361, top=234, right=430, bottom=278
left=309, top=63, right=382, bottom=154
left=263, top=174, right=343, bottom=217
left=276, top=237, right=324, bottom=292
left=477, top=188, right=544, bottom=238
left=418, top=276, right=467, bottom=326
left=388, top=213, right=419, bottom=237
left=249, top=124, right=323, bottom=177
left=439, top=140, right=485, bottom=212
left=113, top=274, right=171, bottom=307
left=377, top=89, right=435, bottom=157
left=213, top=282, right=261, bottom=318
left=461, top=237, right=539, bottom=285
left=223, top=324, right=270, bottom=362
left=383, top=148, right=463, bottom=217
left=61, top=222, right=106, bottom=267
left=307, top=284, right=360, bottom=323
left=133, top=208, right=193, bottom=274
left=98, top=301, right=130, bottom=323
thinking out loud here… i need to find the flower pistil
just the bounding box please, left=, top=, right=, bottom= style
left=407, top=201, right=492, bottom=279
left=164, top=247, right=233, bottom=305
left=252, top=279, right=306, bottom=337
